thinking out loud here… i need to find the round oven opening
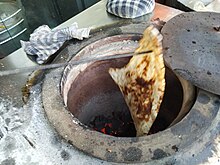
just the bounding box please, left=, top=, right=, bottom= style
left=66, top=56, right=190, bottom=137
left=42, top=30, right=212, bottom=163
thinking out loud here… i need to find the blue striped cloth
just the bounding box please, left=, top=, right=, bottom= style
left=21, top=23, right=90, bottom=64
left=106, top=0, right=155, bottom=18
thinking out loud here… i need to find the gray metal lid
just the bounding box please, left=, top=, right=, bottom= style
left=161, top=12, right=220, bottom=95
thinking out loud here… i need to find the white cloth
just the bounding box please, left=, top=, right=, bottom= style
left=21, top=23, right=91, bottom=64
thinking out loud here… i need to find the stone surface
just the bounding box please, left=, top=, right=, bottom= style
left=162, top=12, right=220, bottom=95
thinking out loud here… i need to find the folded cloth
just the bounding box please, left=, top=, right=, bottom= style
left=106, top=0, right=155, bottom=18
left=21, top=23, right=91, bottom=64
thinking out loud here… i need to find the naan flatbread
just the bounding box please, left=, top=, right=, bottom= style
left=109, top=26, right=165, bottom=136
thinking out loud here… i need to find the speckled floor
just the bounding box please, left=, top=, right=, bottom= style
left=0, top=84, right=107, bottom=165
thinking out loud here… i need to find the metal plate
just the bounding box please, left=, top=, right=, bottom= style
left=162, top=12, right=220, bottom=95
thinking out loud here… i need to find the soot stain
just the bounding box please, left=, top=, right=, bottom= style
left=105, top=151, right=117, bottom=162
left=50, top=135, right=61, bottom=146
left=212, top=99, right=220, bottom=118
left=197, top=93, right=210, bottom=104
left=152, top=149, right=170, bottom=160
left=106, top=28, right=123, bottom=36
left=0, top=130, right=3, bottom=139
left=171, top=145, right=179, bottom=152
left=122, top=147, right=142, bottom=162
left=61, top=150, right=71, bottom=161
left=207, top=71, right=212, bottom=75
left=213, top=26, right=220, bottom=31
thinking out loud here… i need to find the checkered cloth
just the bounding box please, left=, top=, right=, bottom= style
left=106, top=0, right=155, bottom=18
left=21, top=23, right=90, bottom=64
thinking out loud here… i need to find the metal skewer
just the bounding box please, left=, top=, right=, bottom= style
left=0, top=50, right=152, bottom=77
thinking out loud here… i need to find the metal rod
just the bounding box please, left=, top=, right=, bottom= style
left=0, top=50, right=152, bottom=76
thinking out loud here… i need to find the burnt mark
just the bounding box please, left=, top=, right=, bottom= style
left=123, top=86, right=128, bottom=96
left=122, top=147, right=142, bottom=162
left=50, top=135, right=61, bottom=146
left=164, top=47, right=169, bottom=50
left=212, top=99, right=220, bottom=118
left=106, top=28, right=123, bottom=37
left=126, top=71, right=130, bottom=77
left=136, top=59, right=149, bottom=70
left=171, top=145, right=179, bottom=152
left=67, top=140, right=73, bottom=144
left=61, top=150, right=70, bottom=161
left=213, top=26, right=220, bottom=32
left=152, top=149, right=170, bottom=160
left=135, top=78, right=155, bottom=119
left=0, top=130, right=4, bottom=140
left=22, top=70, right=44, bottom=104
left=105, top=151, right=117, bottom=162
left=140, top=78, right=154, bottom=88
left=136, top=77, right=147, bottom=87
left=207, top=71, right=212, bottom=75
left=136, top=101, right=152, bottom=119
left=22, top=134, right=36, bottom=149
